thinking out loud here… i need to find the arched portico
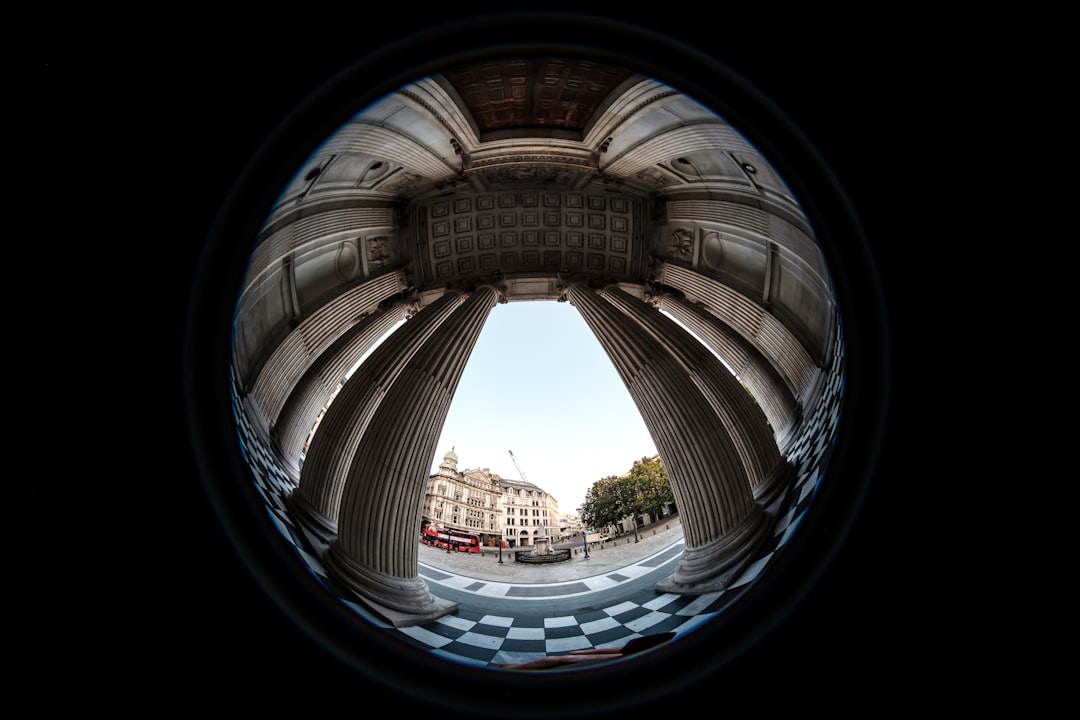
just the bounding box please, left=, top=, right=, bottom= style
left=227, top=55, right=838, bottom=624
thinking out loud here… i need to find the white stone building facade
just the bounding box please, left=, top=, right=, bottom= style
left=422, top=448, right=560, bottom=549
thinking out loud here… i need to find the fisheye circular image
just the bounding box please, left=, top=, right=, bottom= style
left=186, top=15, right=887, bottom=717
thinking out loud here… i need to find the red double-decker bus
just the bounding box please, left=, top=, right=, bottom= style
left=422, top=525, right=481, bottom=553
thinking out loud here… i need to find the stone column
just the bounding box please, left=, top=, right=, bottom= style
left=566, top=283, right=773, bottom=594
left=653, top=291, right=802, bottom=454
left=323, top=285, right=500, bottom=623
left=600, top=285, right=789, bottom=495
left=285, top=291, right=467, bottom=546
left=272, top=304, right=409, bottom=482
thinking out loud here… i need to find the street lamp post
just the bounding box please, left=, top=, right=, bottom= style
left=583, top=530, right=590, bottom=559
left=498, top=535, right=504, bottom=564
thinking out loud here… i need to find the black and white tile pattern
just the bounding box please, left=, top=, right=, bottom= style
left=227, top=318, right=845, bottom=668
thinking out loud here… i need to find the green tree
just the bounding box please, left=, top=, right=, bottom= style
left=578, top=456, right=673, bottom=539
left=627, top=455, right=674, bottom=521
left=579, top=474, right=622, bottom=530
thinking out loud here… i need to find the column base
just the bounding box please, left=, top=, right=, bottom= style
left=351, top=593, right=459, bottom=629
left=753, top=459, right=796, bottom=512
left=774, top=408, right=802, bottom=455
left=655, top=504, right=775, bottom=595
left=322, top=541, right=459, bottom=627
left=268, top=431, right=302, bottom=486
left=283, top=490, right=338, bottom=547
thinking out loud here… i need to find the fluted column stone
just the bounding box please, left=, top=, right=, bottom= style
left=566, top=283, right=773, bottom=594
left=323, top=285, right=500, bottom=624
left=656, top=262, right=821, bottom=401
left=599, top=285, right=789, bottom=496
left=654, top=291, right=801, bottom=453
left=285, top=291, right=467, bottom=545
left=272, top=304, right=409, bottom=482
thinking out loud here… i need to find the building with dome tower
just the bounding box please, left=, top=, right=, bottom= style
left=422, top=448, right=560, bottom=549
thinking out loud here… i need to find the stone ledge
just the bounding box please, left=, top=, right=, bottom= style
left=352, top=593, right=459, bottom=628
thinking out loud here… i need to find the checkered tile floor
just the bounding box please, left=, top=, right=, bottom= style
left=230, top=320, right=844, bottom=668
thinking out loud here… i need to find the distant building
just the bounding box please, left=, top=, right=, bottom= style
left=499, top=473, right=560, bottom=549
left=559, top=513, right=582, bottom=539
left=422, top=448, right=560, bottom=549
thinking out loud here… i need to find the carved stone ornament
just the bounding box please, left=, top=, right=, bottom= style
left=670, top=227, right=695, bottom=258
left=367, top=236, right=394, bottom=269
left=636, top=167, right=674, bottom=187
left=477, top=166, right=579, bottom=186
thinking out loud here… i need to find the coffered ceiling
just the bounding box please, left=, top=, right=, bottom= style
left=441, top=58, right=635, bottom=135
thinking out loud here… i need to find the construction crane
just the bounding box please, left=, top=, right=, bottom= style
left=509, top=450, right=558, bottom=545
left=508, top=450, right=529, bottom=484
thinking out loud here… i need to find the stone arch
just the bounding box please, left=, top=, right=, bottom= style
left=216, top=47, right=863, bottom=631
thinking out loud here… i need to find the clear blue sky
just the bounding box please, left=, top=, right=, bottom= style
left=429, top=300, right=657, bottom=515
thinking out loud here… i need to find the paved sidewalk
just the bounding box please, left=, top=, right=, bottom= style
left=419, top=515, right=684, bottom=583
